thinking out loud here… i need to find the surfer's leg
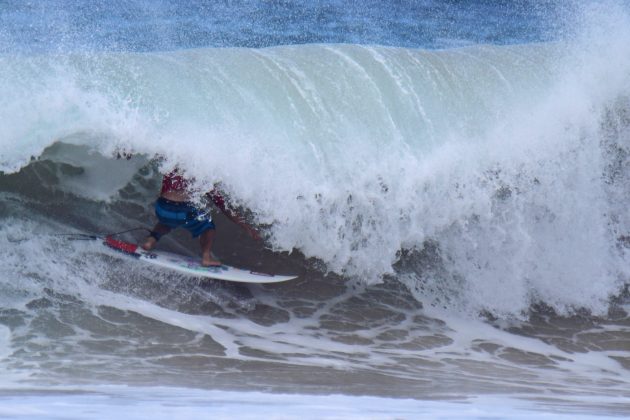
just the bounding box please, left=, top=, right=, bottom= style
left=199, top=229, right=221, bottom=266
left=142, top=223, right=171, bottom=250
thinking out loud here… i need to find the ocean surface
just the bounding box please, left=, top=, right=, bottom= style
left=1, top=0, right=630, bottom=418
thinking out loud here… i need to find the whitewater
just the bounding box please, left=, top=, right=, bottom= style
left=0, top=0, right=629, bottom=418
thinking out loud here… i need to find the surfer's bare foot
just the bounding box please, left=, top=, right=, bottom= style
left=142, top=225, right=171, bottom=251
left=201, top=253, right=221, bottom=267
left=142, top=236, right=157, bottom=251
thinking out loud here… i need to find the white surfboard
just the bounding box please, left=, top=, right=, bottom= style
left=103, top=236, right=297, bottom=283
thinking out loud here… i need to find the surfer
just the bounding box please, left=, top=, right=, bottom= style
left=141, top=168, right=260, bottom=266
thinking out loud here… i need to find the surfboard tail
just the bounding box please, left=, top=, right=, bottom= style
left=104, top=236, right=141, bottom=257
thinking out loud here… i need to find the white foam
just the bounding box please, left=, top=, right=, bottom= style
left=0, top=386, right=623, bottom=419
left=423, top=307, right=629, bottom=384
left=0, top=325, right=11, bottom=360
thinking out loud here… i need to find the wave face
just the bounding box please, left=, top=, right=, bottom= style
left=3, top=6, right=630, bottom=316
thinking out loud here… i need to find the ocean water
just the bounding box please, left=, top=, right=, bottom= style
left=1, top=0, right=630, bottom=418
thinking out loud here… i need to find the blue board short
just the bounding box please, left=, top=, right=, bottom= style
left=154, top=197, right=215, bottom=237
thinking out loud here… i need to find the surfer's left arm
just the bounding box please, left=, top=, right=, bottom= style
left=206, top=189, right=262, bottom=241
